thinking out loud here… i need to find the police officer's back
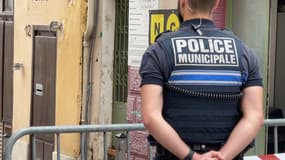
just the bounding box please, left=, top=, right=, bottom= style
left=140, top=0, right=264, bottom=160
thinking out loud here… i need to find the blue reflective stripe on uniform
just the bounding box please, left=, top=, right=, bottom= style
left=168, top=70, right=242, bottom=86
left=170, top=70, right=241, bottom=75
left=168, top=81, right=242, bottom=86
left=169, top=74, right=241, bottom=81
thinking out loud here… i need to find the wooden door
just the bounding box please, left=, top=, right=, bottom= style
left=0, top=20, right=4, bottom=123
left=0, top=1, right=14, bottom=156
left=2, top=20, right=13, bottom=124
left=274, top=13, right=285, bottom=118
left=31, top=29, right=57, bottom=160
left=0, top=17, right=4, bottom=160
left=270, top=12, right=285, bottom=153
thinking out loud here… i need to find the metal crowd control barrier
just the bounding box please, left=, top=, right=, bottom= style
left=4, top=119, right=285, bottom=160
left=4, top=124, right=145, bottom=160
left=264, top=119, right=285, bottom=153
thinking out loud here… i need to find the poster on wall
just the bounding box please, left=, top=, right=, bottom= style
left=128, top=0, right=226, bottom=66
left=149, top=10, right=180, bottom=44
left=128, top=0, right=159, bottom=66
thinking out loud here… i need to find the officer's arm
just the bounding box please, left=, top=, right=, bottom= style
left=141, top=84, right=191, bottom=159
left=220, top=86, right=264, bottom=160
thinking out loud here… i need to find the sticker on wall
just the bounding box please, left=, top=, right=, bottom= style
left=149, top=10, right=180, bottom=44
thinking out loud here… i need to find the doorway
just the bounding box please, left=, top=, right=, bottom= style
left=31, top=27, right=57, bottom=160
left=267, top=0, right=285, bottom=153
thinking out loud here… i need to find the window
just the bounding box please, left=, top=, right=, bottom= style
left=3, top=0, right=13, bottom=11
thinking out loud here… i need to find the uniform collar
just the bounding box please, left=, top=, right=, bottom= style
left=181, top=18, right=215, bottom=28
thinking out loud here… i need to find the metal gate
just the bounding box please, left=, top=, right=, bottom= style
left=113, top=0, right=129, bottom=114
left=4, top=119, right=285, bottom=160
left=5, top=124, right=146, bottom=160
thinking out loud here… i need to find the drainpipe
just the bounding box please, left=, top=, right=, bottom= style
left=81, top=0, right=99, bottom=159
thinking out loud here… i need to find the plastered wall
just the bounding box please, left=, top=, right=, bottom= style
left=232, top=0, right=270, bottom=155
left=159, top=0, right=177, bottom=9
left=13, top=0, right=86, bottom=158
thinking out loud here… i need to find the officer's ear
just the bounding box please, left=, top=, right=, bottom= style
left=181, top=0, right=187, bottom=11
left=180, top=0, right=186, bottom=8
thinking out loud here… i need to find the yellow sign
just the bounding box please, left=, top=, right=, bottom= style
left=150, top=14, right=164, bottom=44
left=149, top=10, right=180, bottom=44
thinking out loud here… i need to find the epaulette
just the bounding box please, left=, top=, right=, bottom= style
left=155, top=30, right=172, bottom=42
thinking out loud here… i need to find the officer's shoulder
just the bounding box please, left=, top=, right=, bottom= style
left=220, top=28, right=252, bottom=54
left=155, top=30, right=179, bottom=42
left=220, top=28, right=235, bottom=36
left=220, top=28, right=243, bottom=42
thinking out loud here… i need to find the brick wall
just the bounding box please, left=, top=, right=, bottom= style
left=127, top=66, right=151, bottom=159
left=213, top=0, right=226, bottom=28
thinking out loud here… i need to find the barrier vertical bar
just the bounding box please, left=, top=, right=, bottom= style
left=127, top=131, right=130, bottom=160
left=274, top=126, right=278, bottom=153
left=148, top=144, right=152, bottom=160
left=81, top=133, right=86, bottom=160
left=254, top=140, right=257, bottom=155
left=104, top=132, right=108, bottom=160
left=57, top=133, right=61, bottom=160
left=32, top=135, right=36, bottom=160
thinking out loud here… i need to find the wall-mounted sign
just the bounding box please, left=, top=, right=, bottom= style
left=149, top=10, right=180, bottom=44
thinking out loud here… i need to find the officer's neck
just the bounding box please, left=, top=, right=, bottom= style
left=183, top=12, right=213, bottom=21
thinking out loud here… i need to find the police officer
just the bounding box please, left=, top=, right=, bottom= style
left=139, top=0, right=264, bottom=160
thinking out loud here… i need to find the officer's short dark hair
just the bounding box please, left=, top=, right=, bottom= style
left=187, top=0, right=218, bottom=13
